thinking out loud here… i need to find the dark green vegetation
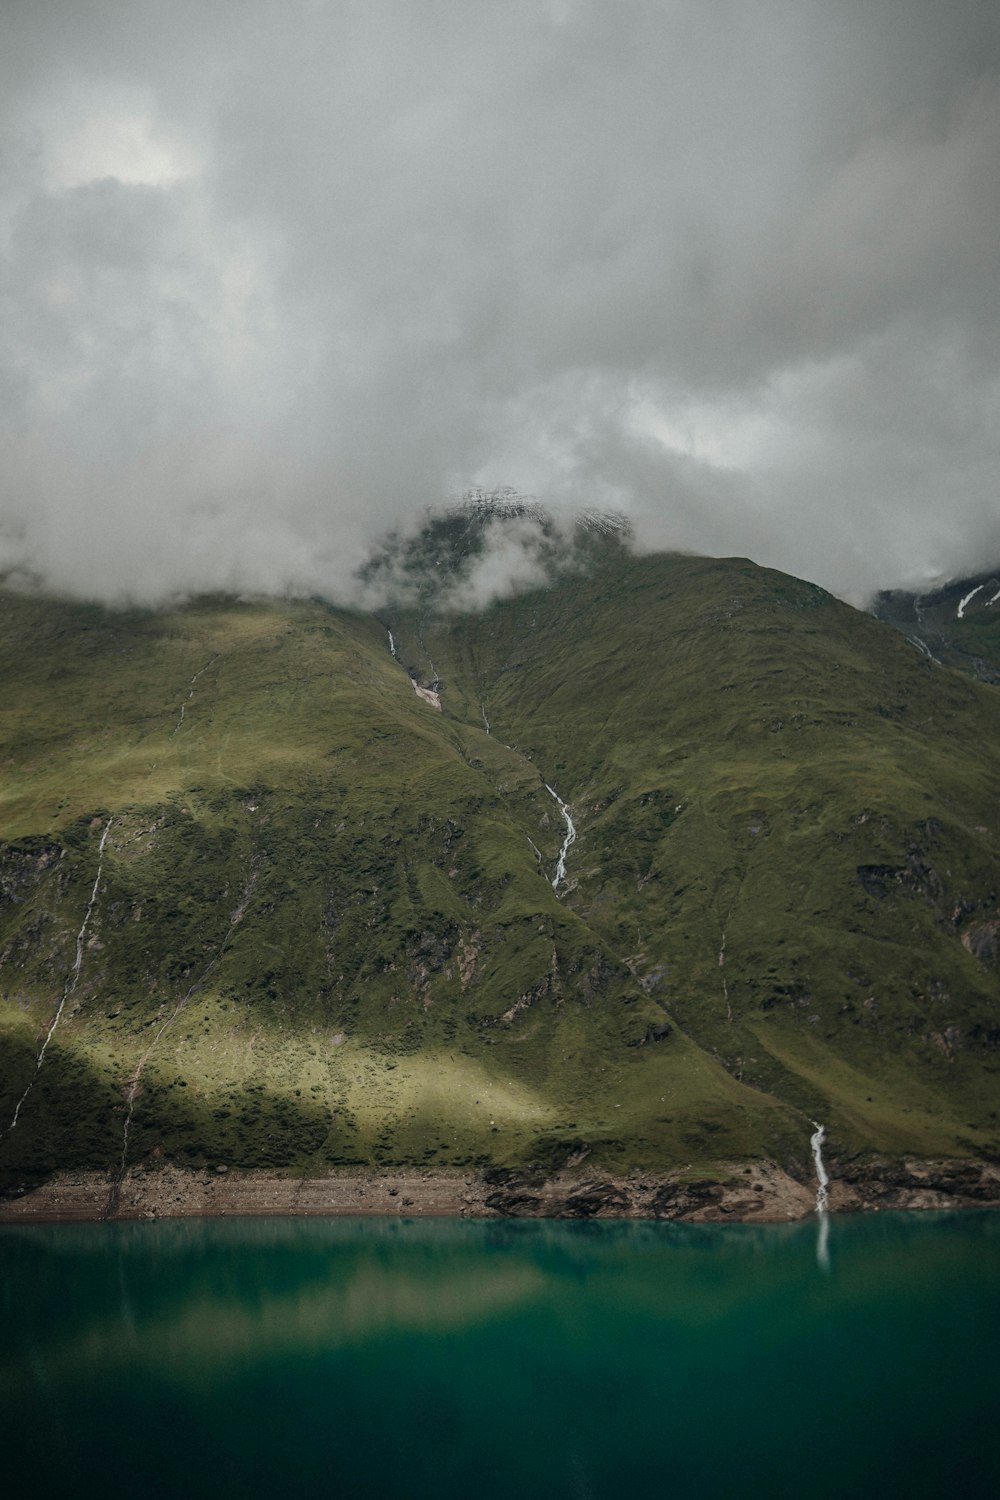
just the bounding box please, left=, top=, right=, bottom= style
left=2, top=531, right=1000, bottom=1192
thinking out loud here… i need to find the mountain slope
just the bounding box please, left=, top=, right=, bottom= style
left=391, top=552, right=1000, bottom=1154
left=2, top=548, right=1000, bottom=1200
left=873, top=572, right=1000, bottom=684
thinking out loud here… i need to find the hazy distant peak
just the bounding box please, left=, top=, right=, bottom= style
left=356, top=494, right=633, bottom=612
left=446, top=490, right=631, bottom=539
left=447, top=488, right=549, bottom=525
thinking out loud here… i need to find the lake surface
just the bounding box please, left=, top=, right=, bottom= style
left=2, top=1211, right=998, bottom=1498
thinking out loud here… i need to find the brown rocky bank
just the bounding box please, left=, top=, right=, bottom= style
left=2, top=1157, right=998, bottom=1224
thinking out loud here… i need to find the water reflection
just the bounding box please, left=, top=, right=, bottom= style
left=0, top=1209, right=988, bottom=1396
left=1, top=1213, right=998, bottom=1500
left=2, top=1228, right=547, bottom=1390
left=816, top=1209, right=831, bottom=1272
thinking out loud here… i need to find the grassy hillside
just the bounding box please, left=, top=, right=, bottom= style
left=2, top=544, right=1000, bottom=1195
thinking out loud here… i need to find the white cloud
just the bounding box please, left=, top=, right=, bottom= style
left=42, top=92, right=201, bottom=190
left=0, top=0, right=998, bottom=607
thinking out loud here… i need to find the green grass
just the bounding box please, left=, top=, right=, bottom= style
left=2, top=544, right=1000, bottom=1192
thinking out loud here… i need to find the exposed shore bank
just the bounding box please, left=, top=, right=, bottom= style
left=2, top=1157, right=998, bottom=1224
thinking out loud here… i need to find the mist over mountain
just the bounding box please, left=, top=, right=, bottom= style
left=2, top=0, right=999, bottom=608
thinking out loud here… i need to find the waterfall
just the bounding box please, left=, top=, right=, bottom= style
left=172, top=654, right=219, bottom=737
left=810, top=1120, right=830, bottom=1213
left=544, top=784, right=576, bottom=889
left=810, top=1120, right=831, bottom=1270
left=4, top=819, right=113, bottom=1136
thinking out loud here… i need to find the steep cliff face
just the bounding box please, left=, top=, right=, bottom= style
left=2, top=545, right=1000, bottom=1195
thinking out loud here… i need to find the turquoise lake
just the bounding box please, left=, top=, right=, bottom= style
left=2, top=1211, right=998, bottom=1498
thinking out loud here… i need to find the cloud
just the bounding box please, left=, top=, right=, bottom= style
left=1, top=0, right=998, bottom=607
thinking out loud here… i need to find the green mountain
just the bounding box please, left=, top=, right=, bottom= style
left=2, top=530, right=1000, bottom=1201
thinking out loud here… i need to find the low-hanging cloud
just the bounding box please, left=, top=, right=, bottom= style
left=1, top=0, right=998, bottom=608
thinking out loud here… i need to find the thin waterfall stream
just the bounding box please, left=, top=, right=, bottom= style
left=810, top=1121, right=830, bottom=1213
left=4, top=818, right=113, bottom=1136
left=810, top=1120, right=832, bottom=1270
left=545, top=784, right=576, bottom=890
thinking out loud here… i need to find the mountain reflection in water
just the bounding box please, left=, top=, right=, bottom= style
left=2, top=1213, right=998, bottom=1499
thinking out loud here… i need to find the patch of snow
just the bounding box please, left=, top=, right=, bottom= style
left=957, top=584, right=985, bottom=619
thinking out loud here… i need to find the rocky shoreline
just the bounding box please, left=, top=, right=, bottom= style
left=1, top=1156, right=998, bottom=1224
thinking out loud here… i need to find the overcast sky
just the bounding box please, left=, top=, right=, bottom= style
left=1, top=0, right=998, bottom=606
